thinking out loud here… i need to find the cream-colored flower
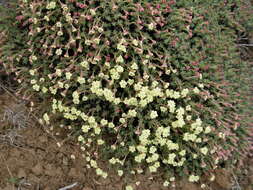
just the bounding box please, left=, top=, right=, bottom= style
left=148, top=23, right=155, bottom=30
left=201, top=184, right=206, bottom=189
left=46, top=1, right=56, bottom=9
left=56, top=48, right=62, bottom=55
left=90, top=9, right=96, bottom=16
left=193, top=87, right=200, bottom=94
left=117, top=170, right=123, bottom=176
left=150, top=110, right=158, bottom=119
left=210, top=174, right=215, bottom=181
left=132, top=39, right=139, bottom=46
left=116, top=55, right=124, bottom=63
left=200, top=147, right=208, bottom=155
left=125, top=185, right=133, bottom=190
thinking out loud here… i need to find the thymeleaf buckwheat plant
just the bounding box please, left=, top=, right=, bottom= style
left=1, top=0, right=252, bottom=189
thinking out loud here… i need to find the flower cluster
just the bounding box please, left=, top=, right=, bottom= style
left=1, top=0, right=251, bottom=189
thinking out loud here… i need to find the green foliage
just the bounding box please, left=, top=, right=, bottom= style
left=0, top=0, right=252, bottom=188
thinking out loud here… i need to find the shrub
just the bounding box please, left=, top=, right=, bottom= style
left=0, top=0, right=252, bottom=189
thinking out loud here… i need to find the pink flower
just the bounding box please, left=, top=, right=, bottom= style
left=76, top=2, right=87, bottom=9
left=86, top=15, right=92, bottom=20
left=16, top=15, right=24, bottom=21
left=105, top=56, right=111, bottom=62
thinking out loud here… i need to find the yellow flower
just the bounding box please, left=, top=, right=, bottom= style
left=43, top=113, right=50, bottom=123
left=193, top=87, right=200, bottom=94
left=90, top=9, right=96, bottom=16
left=65, top=72, right=72, bottom=80
left=93, top=38, right=100, bottom=44
left=100, top=119, right=108, bottom=126
left=198, top=83, right=204, bottom=88
left=181, top=88, right=189, bottom=97
left=163, top=181, right=170, bottom=187
left=117, top=44, right=127, bottom=52
left=179, top=150, right=186, bottom=156
left=120, top=80, right=127, bottom=88
left=56, top=22, right=62, bottom=27
left=129, top=146, right=136, bottom=153
left=126, top=185, right=133, bottom=190
left=94, top=127, right=101, bottom=135
left=46, top=1, right=56, bottom=10
left=189, top=175, right=199, bottom=182
left=29, top=69, right=35, bottom=76
left=116, top=55, right=124, bottom=63
left=150, top=110, right=158, bottom=119
left=128, top=109, right=137, bottom=117
left=210, top=174, right=215, bottom=181
left=78, top=136, right=84, bottom=142
left=42, top=87, right=48, bottom=93
left=31, top=55, right=37, bottom=61
left=102, top=172, right=108, bottom=179
left=108, top=122, right=115, bottom=128
left=82, top=125, right=90, bottom=133
left=32, top=84, right=40, bottom=91
left=57, top=31, right=63, bottom=36
left=30, top=79, right=37, bottom=84
left=109, top=157, right=117, bottom=164
left=148, top=23, right=155, bottom=30
left=149, top=165, right=157, bottom=173
left=116, top=65, right=124, bottom=73
left=131, top=62, right=138, bottom=70
left=204, top=126, right=211, bottom=133
left=56, top=48, right=62, bottom=56
left=117, top=170, right=123, bottom=176
left=77, top=77, right=85, bottom=84
left=97, top=139, right=104, bottom=145
left=132, top=39, right=139, bottom=46
left=149, top=146, right=157, bottom=154
left=186, top=105, right=191, bottom=111
left=96, top=168, right=103, bottom=176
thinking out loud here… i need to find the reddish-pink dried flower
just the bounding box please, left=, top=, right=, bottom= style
left=16, top=15, right=24, bottom=21
left=105, top=56, right=111, bottom=62
left=76, top=2, right=87, bottom=9
left=86, top=15, right=92, bottom=20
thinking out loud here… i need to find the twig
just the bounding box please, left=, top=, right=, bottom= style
left=0, top=154, right=13, bottom=179
left=0, top=83, right=59, bottom=143
left=237, top=44, right=253, bottom=47
left=0, top=82, right=19, bottom=101
left=58, top=182, right=78, bottom=190
left=231, top=173, right=242, bottom=190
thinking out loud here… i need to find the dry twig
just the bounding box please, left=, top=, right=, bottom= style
left=58, top=182, right=78, bottom=190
